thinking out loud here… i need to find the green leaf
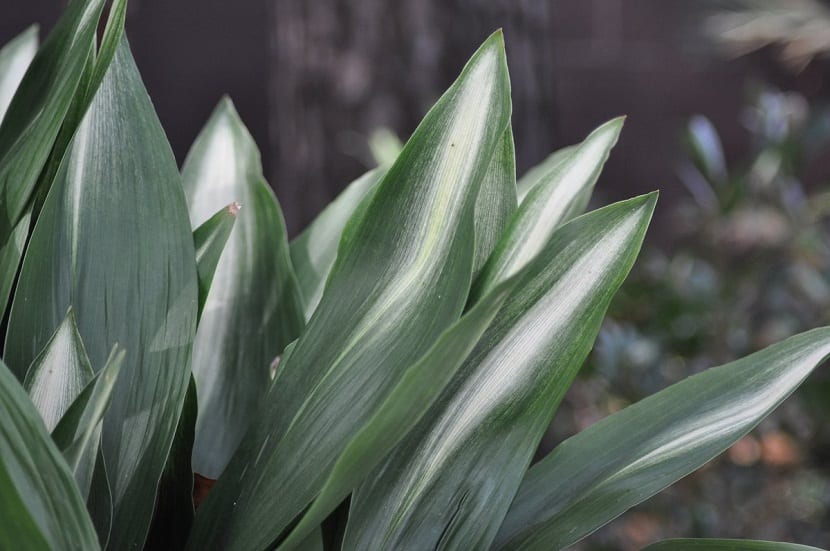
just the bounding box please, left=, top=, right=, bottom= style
left=0, top=0, right=129, bottom=323
left=0, top=359, right=100, bottom=549
left=641, top=539, right=824, bottom=551
left=193, top=203, right=239, bottom=319
left=0, top=25, right=38, bottom=123
left=52, top=346, right=124, bottom=500
left=188, top=30, right=512, bottom=551
left=344, top=193, right=656, bottom=551
left=182, top=98, right=305, bottom=479
left=5, top=38, right=198, bottom=550
left=290, top=167, right=384, bottom=320
left=23, top=308, right=94, bottom=432
left=472, top=125, right=517, bottom=277
left=145, top=375, right=198, bottom=550
left=493, top=329, right=830, bottom=551
left=0, top=0, right=108, bottom=251
left=516, top=144, right=575, bottom=203
left=368, top=127, right=404, bottom=166
left=473, top=118, right=623, bottom=300
left=278, top=279, right=516, bottom=549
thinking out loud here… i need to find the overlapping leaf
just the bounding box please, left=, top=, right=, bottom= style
left=192, top=203, right=239, bottom=319
left=516, top=145, right=575, bottom=203
left=0, top=359, right=100, bottom=549
left=290, top=167, right=384, bottom=320
left=278, top=280, right=516, bottom=549
left=188, top=31, right=512, bottom=551
left=182, top=98, right=305, bottom=479
left=472, top=118, right=623, bottom=301
left=52, top=347, right=124, bottom=500
left=493, top=327, right=830, bottom=551
left=23, top=309, right=93, bottom=432
left=344, top=194, right=656, bottom=550
left=4, top=38, right=198, bottom=550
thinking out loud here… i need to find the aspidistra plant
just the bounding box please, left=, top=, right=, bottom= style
left=0, top=3, right=826, bottom=551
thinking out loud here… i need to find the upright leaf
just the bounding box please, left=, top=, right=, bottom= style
left=290, top=167, right=384, bottom=320
left=278, top=280, right=515, bottom=549
left=344, top=194, right=656, bottom=551
left=23, top=309, right=94, bottom=432
left=642, top=539, right=824, bottom=551
left=472, top=125, right=517, bottom=277
left=5, top=39, right=198, bottom=549
left=182, top=98, right=305, bottom=479
left=493, top=328, right=830, bottom=551
left=0, top=25, right=38, bottom=122
left=52, top=347, right=124, bottom=499
left=0, top=0, right=129, bottom=322
left=188, top=31, right=512, bottom=551
left=0, top=0, right=107, bottom=248
left=0, top=359, right=100, bottom=550
left=473, top=118, right=623, bottom=301
left=193, top=203, right=239, bottom=318
left=516, top=144, right=575, bottom=203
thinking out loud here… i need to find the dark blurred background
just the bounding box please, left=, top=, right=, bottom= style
left=5, top=0, right=828, bottom=235
left=4, top=1, right=830, bottom=549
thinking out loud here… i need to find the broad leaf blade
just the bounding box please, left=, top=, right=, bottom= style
left=5, top=39, right=198, bottom=549
left=0, top=359, right=100, bottom=549
left=344, top=194, right=656, bottom=551
left=642, top=539, right=824, bottom=551
left=278, top=280, right=516, bottom=549
left=0, top=0, right=108, bottom=247
left=472, top=125, right=517, bottom=277
left=193, top=203, right=239, bottom=318
left=473, top=118, right=623, bottom=301
left=0, top=25, right=38, bottom=122
left=290, top=167, right=384, bottom=320
left=24, top=308, right=94, bottom=432
left=494, top=329, right=830, bottom=551
left=188, top=31, right=512, bottom=551
left=52, top=346, right=124, bottom=499
left=182, top=98, right=305, bottom=479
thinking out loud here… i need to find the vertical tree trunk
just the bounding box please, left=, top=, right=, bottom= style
left=268, top=0, right=558, bottom=234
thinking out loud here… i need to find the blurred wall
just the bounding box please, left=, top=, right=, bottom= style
left=0, top=0, right=802, bottom=235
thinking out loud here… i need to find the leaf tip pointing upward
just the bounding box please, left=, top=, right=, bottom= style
left=226, top=202, right=241, bottom=217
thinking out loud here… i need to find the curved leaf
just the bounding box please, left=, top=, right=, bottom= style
left=290, top=167, right=384, bottom=320
left=344, top=194, right=656, bottom=551
left=188, top=30, right=512, bottom=551
left=193, top=202, right=239, bottom=318
left=516, top=144, right=575, bottom=203
left=182, top=98, right=305, bottom=479
left=0, top=0, right=108, bottom=247
left=473, top=118, right=623, bottom=301
left=494, top=328, right=830, bottom=551
left=472, top=125, right=517, bottom=277
left=5, top=38, right=198, bottom=549
left=23, top=309, right=94, bottom=432
left=0, top=359, right=100, bottom=549
left=641, top=539, right=824, bottom=551
left=0, top=25, right=38, bottom=123
left=52, top=346, right=124, bottom=499
left=278, top=279, right=516, bottom=549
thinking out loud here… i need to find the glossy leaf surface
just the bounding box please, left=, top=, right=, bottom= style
left=473, top=118, right=622, bottom=300
left=494, top=329, right=830, bottom=550
left=182, top=98, right=305, bottom=479
left=0, top=359, right=99, bottom=550
left=344, top=194, right=656, bottom=550
left=5, top=39, right=198, bottom=550
left=188, top=31, right=512, bottom=551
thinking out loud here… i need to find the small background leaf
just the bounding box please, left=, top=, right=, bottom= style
left=641, top=539, right=824, bottom=551
left=0, top=25, right=37, bottom=123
